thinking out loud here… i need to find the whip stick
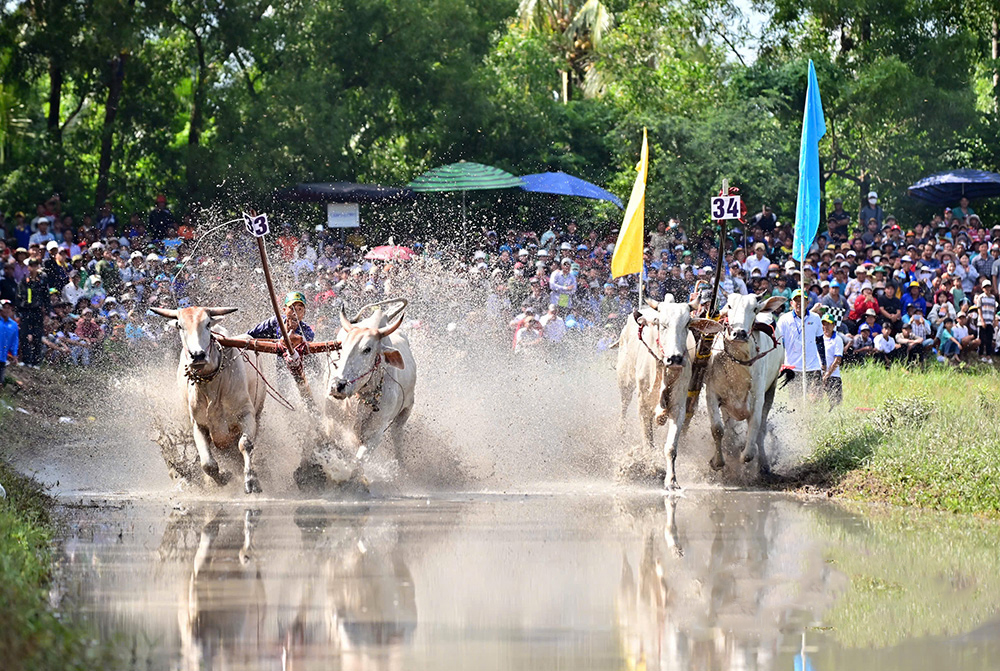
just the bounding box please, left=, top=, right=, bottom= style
left=252, top=225, right=316, bottom=410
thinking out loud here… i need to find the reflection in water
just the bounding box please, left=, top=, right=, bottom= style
left=51, top=492, right=1000, bottom=671
left=615, top=496, right=838, bottom=671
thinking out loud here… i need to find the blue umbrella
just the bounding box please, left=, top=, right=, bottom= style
left=907, top=169, right=1000, bottom=205
left=520, top=171, right=624, bottom=209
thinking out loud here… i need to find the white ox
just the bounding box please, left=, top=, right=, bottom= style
left=616, top=297, right=722, bottom=490
left=152, top=306, right=266, bottom=493
left=703, top=293, right=786, bottom=475
left=322, top=308, right=416, bottom=468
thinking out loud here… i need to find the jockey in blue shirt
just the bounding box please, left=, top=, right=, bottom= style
left=247, top=291, right=315, bottom=343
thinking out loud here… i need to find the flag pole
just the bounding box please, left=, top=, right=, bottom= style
left=801, top=263, right=807, bottom=405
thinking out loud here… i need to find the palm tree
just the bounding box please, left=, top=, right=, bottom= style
left=516, top=0, right=613, bottom=101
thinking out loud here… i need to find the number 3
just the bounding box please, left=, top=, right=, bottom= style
left=711, top=198, right=725, bottom=218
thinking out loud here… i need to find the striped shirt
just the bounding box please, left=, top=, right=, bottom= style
left=976, top=293, right=997, bottom=325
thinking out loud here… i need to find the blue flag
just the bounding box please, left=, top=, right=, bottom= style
left=792, top=60, right=826, bottom=262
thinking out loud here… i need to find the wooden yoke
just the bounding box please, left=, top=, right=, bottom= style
left=214, top=334, right=342, bottom=355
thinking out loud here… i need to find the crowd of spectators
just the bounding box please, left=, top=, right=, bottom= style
left=1, top=188, right=999, bottom=391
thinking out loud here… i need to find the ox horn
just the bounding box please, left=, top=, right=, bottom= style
left=206, top=307, right=239, bottom=317
left=339, top=307, right=353, bottom=331
left=149, top=307, right=178, bottom=319
left=644, top=298, right=660, bottom=310
left=377, top=314, right=404, bottom=338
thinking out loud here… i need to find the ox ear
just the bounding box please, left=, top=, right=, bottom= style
left=382, top=347, right=405, bottom=369
left=205, top=307, right=238, bottom=317
left=689, top=318, right=724, bottom=335
left=644, top=298, right=660, bottom=310
left=758, top=296, right=787, bottom=314
left=149, top=307, right=178, bottom=320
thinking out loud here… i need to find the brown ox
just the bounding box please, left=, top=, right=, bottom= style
left=152, top=306, right=266, bottom=494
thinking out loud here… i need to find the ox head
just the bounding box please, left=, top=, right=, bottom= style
left=718, top=294, right=785, bottom=342
left=635, top=296, right=722, bottom=367
left=150, top=306, right=237, bottom=371
left=327, top=308, right=405, bottom=400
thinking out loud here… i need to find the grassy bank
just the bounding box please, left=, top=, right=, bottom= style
left=796, top=362, right=1000, bottom=516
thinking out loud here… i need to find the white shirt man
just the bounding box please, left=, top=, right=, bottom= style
left=540, top=305, right=567, bottom=342
left=873, top=331, right=896, bottom=353
left=776, top=290, right=823, bottom=372
left=743, top=245, right=770, bottom=277
left=62, top=273, right=86, bottom=306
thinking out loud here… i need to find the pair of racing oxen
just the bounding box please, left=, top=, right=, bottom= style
left=151, top=302, right=416, bottom=494
left=614, top=292, right=789, bottom=490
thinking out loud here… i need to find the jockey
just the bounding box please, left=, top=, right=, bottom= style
left=248, top=291, right=315, bottom=344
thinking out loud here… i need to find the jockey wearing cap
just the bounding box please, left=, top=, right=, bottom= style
left=248, top=291, right=315, bottom=343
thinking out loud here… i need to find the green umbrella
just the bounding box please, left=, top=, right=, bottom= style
left=407, top=161, right=525, bottom=234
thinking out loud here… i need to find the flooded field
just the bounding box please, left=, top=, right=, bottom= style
left=52, top=488, right=1000, bottom=670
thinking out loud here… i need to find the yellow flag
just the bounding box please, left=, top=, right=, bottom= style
left=611, top=128, right=648, bottom=279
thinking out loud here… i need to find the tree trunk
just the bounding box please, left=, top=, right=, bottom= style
left=47, top=61, right=63, bottom=143
left=992, top=14, right=1000, bottom=113
left=860, top=171, right=870, bottom=217
left=95, top=53, right=127, bottom=210
left=187, top=32, right=207, bottom=195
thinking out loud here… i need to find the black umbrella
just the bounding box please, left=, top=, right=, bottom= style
left=907, top=169, right=1000, bottom=205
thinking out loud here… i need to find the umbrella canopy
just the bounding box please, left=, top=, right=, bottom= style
left=276, top=182, right=414, bottom=203
left=907, top=169, right=1000, bottom=205
left=407, top=162, right=525, bottom=192
left=520, top=171, right=624, bottom=209
left=365, top=245, right=414, bottom=261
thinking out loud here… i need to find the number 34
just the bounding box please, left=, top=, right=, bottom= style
left=711, top=196, right=741, bottom=220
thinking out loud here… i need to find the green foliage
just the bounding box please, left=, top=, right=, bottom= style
left=805, top=363, right=1000, bottom=516
left=2, top=0, right=1000, bottom=230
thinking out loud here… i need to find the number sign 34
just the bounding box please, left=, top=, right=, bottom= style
left=710, top=196, right=742, bottom=220
left=243, top=212, right=270, bottom=237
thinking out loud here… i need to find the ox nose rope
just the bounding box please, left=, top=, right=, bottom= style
left=184, top=339, right=227, bottom=385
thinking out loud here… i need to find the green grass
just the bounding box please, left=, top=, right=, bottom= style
left=801, top=362, right=1000, bottom=516
left=0, top=457, right=119, bottom=670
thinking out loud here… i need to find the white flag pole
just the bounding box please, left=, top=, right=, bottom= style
left=801, top=262, right=807, bottom=405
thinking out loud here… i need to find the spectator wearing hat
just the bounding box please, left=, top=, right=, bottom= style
left=148, top=194, right=175, bottom=241
left=828, top=197, right=851, bottom=242
left=0, top=299, right=18, bottom=385
left=548, top=257, right=577, bottom=309
left=121, top=251, right=149, bottom=302
left=28, top=218, right=55, bottom=247
left=860, top=191, right=884, bottom=227
left=974, top=279, right=997, bottom=361
left=62, top=270, right=86, bottom=306
left=821, top=314, right=843, bottom=405
left=776, top=289, right=824, bottom=395
left=15, top=258, right=48, bottom=367
left=900, top=281, right=927, bottom=315
left=744, top=242, right=770, bottom=278
left=43, top=243, right=70, bottom=293
left=849, top=323, right=875, bottom=363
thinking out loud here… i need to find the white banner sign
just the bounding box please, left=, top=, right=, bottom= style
left=326, top=203, right=360, bottom=229
left=242, top=212, right=270, bottom=237
left=710, top=195, right=742, bottom=220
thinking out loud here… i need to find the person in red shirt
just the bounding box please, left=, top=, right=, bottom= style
left=849, top=285, right=879, bottom=323
left=276, top=225, right=299, bottom=261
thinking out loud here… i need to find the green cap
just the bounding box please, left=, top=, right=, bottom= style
left=284, top=291, right=306, bottom=307
left=821, top=315, right=835, bottom=324
left=790, top=289, right=804, bottom=300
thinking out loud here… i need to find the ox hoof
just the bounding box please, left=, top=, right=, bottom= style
left=742, top=450, right=756, bottom=464
left=244, top=476, right=262, bottom=495
left=709, top=454, right=726, bottom=471
left=203, top=463, right=231, bottom=486
left=664, top=479, right=681, bottom=492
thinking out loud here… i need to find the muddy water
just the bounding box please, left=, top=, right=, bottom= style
left=53, top=488, right=1000, bottom=671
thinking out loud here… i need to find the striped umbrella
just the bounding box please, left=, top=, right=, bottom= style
left=407, top=161, right=525, bottom=232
